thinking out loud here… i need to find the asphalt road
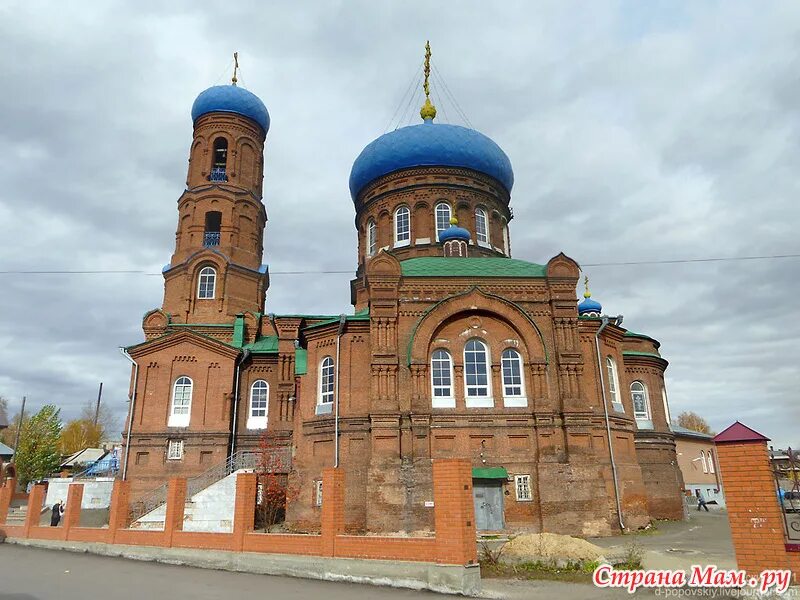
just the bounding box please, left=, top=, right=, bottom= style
left=0, top=545, right=441, bottom=600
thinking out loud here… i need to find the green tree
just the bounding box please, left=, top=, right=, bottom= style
left=15, top=405, right=62, bottom=485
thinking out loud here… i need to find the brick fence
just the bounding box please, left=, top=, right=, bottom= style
left=713, top=422, right=799, bottom=583
left=0, top=458, right=477, bottom=567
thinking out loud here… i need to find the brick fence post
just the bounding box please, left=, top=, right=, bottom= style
left=321, top=468, right=344, bottom=557
left=713, top=421, right=796, bottom=582
left=108, top=479, right=130, bottom=544
left=232, top=472, right=257, bottom=552
left=0, top=478, right=15, bottom=524
left=163, top=477, right=187, bottom=548
left=63, top=483, right=84, bottom=540
left=23, top=484, right=46, bottom=537
left=433, top=458, right=478, bottom=566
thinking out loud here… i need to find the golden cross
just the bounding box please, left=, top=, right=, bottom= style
left=232, top=52, right=239, bottom=86
left=420, top=41, right=437, bottom=121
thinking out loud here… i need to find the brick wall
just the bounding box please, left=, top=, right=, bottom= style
left=0, top=459, right=477, bottom=568
left=714, top=430, right=798, bottom=583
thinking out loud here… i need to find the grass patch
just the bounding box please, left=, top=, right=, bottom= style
left=480, top=559, right=600, bottom=583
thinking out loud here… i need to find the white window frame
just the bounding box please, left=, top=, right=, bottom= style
left=502, top=221, right=510, bottom=255
left=197, top=266, right=216, bottom=299
left=314, top=480, right=323, bottom=507
left=475, top=207, right=490, bottom=247
left=247, top=380, right=269, bottom=430
left=319, top=356, right=335, bottom=405
left=168, top=376, right=192, bottom=427
left=707, top=450, right=716, bottom=474
left=630, top=381, right=651, bottom=420
left=464, top=338, right=493, bottom=407
left=514, top=474, right=532, bottom=501
left=606, top=357, right=624, bottom=412
left=430, top=349, right=455, bottom=408
left=434, top=202, right=451, bottom=241
left=367, top=218, right=377, bottom=257
left=662, top=386, right=672, bottom=429
left=393, top=206, right=411, bottom=247
left=501, top=348, right=527, bottom=407
left=167, top=439, right=184, bottom=460
left=701, top=450, right=708, bottom=474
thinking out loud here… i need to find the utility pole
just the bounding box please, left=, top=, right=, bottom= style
left=12, top=395, right=26, bottom=456
left=93, top=382, right=103, bottom=427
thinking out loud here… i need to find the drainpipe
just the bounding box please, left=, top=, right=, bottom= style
left=334, top=314, right=346, bottom=468
left=119, top=347, right=138, bottom=481
left=230, top=349, right=252, bottom=458
left=594, top=314, right=625, bottom=532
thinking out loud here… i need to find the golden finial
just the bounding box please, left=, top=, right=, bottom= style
left=420, top=41, right=437, bottom=121
left=583, top=275, right=592, bottom=299
left=449, top=216, right=458, bottom=225
left=231, top=52, right=239, bottom=86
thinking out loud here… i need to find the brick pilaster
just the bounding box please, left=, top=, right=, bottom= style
left=233, top=472, right=257, bottom=551
left=163, top=478, right=187, bottom=547
left=108, top=479, right=130, bottom=543
left=433, top=458, right=478, bottom=566
left=23, top=484, right=45, bottom=536
left=0, top=478, right=15, bottom=524
left=321, top=468, right=345, bottom=557
left=63, top=483, right=84, bottom=538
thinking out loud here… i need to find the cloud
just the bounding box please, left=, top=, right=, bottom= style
left=0, top=0, right=797, bottom=447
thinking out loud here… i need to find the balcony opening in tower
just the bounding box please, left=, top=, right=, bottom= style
left=210, top=137, right=228, bottom=182
left=204, top=211, right=222, bottom=247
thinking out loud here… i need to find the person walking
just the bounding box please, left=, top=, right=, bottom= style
left=50, top=501, right=64, bottom=526
left=697, top=491, right=709, bottom=512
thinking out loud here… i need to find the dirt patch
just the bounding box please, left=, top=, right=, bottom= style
left=501, top=533, right=608, bottom=563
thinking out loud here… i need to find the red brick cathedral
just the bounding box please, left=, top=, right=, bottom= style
left=122, top=52, right=683, bottom=536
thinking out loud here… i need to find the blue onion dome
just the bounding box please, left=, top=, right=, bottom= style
left=578, top=276, right=602, bottom=316
left=439, top=216, right=471, bottom=242
left=349, top=120, right=514, bottom=201
left=191, top=85, right=270, bottom=134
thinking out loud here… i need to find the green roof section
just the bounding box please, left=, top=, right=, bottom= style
left=294, top=348, right=307, bottom=375
left=622, top=350, right=666, bottom=361
left=400, top=257, right=547, bottom=278
left=472, top=467, right=509, bottom=480
left=624, top=330, right=661, bottom=348
left=232, top=315, right=245, bottom=348
left=243, top=335, right=279, bottom=354
left=302, top=313, right=370, bottom=331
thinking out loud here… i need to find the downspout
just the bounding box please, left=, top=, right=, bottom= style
left=334, top=314, right=346, bottom=468
left=594, top=315, right=625, bottom=532
left=230, top=349, right=252, bottom=458
left=119, top=347, right=138, bottom=481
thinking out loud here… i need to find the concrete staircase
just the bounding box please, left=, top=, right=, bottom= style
left=6, top=505, right=28, bottom=525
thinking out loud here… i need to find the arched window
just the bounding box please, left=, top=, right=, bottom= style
left=630, top=381, right=650, bottom=421
left=319, top=356, right=335, bottom=405
left=367, top=219, right=377, bottom=257
left=464, top=339, right=492, bottom=407
left=169, top=376, right=192, bottom=427
left=247, top=380, right=269, bottom=429
left=204, top=211, right=222, bottom=247
left=502, top=222, right=510, bottom=256
left=435, top=203, right=451, bottom=241
left=210, top=137, right=228, bottom=181
left=701, top=450, right=708, bottom=474
left=501, top=348, right=527, bottom=406
left=707, top=449, right=716, bottom=474
left=475, top=207, right=489, bottom=246
left=606, top=357, right=623, bottom=411
left=394, top=206, right=410, bottom=247
left=662, top=386, right=672, bottom=429
left=430, top=349, right=454, bottom=407
left=197, top=266, right=216, bottom=299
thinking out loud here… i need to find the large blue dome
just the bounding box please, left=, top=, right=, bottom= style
left=349, top=121, right=514, bottom=200
left=191, top=85, right=270, bottom=134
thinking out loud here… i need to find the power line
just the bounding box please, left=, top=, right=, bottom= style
left=1, top=253, right=798, bottom=276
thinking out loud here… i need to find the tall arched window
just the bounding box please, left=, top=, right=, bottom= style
left=606, top=357, right=623, bottom=411
left=501, top=348, right=527, bottom=406
left=319, top=356, right=335, bottom=405
left=169, top=376, right=192, bottom=427
left=210, top=137, right=228, bottom=181
left=630, top=381, right=650, bottom=421
left=394, top=206, right=410, bottom=247
left=431, top=349, right=454, bottom=407
left=464, top=339, right=492, bottom=407
left=502, top=222, right=510, bottom=255
left=197, top=266, right=216, bottom=299
left=701, top=450, right=708, bottom=474
left=707, top=449, right=716, bottom=474
left=662, top=386, right=672, bottom=429
left=475, top=207, right=489, bottom=246
left=247, top=380, right=269, bottom=430
left=435, top=202, right=452, bottom=241
left=367, top=218, right=377, bottom=257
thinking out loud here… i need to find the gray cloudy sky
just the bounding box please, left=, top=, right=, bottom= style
left=0, top=1, right=797, bottom=447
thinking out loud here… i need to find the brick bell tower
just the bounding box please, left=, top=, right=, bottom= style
left=161, top=60, right=270, bottom=324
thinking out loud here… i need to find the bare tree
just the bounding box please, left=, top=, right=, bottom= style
left=677, top=411, right=713, bottom=435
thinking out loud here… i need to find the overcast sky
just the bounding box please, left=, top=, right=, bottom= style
left=0, top=1, right=797, bottom=447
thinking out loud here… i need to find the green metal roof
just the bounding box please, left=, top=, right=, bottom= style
left=622, top=350, right=665, bottom=361
left=400, top=257, right=547, bottom=278
left=472, top=467, right=509, bottom=480
left=243, top=335, right=279, bottom=353
left=624, top=330, right=661, bottom=348
left=302, top=313, right=370, bottom=331
left=232, top=315, right=245, bottom=348
left=295, top=348, right=307, bottom=375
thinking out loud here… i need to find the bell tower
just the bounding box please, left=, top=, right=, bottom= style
left=161, top=58, right=271, bottom=324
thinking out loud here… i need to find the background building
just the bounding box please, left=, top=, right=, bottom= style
left=674, top=424, right=725, bottom=506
